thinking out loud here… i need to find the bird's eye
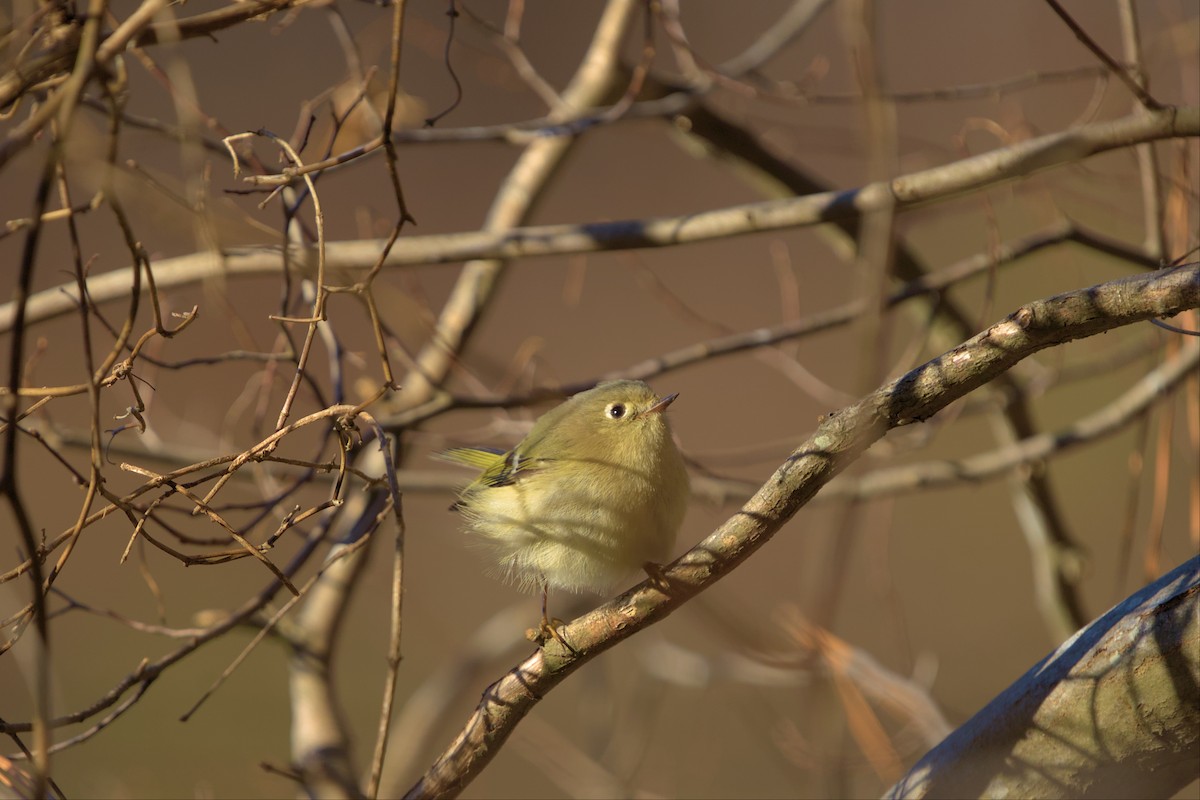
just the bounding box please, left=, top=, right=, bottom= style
left=606, top=403, right=626, bottom=419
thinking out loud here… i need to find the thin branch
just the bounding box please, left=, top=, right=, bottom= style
left=1041, top=0, right=1163, bottom=111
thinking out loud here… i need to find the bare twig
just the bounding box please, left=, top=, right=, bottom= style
left=1041, top=0, right=1163, bottom=111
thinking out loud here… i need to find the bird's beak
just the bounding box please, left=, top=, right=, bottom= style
left=646, top=392, right=679, bottom=415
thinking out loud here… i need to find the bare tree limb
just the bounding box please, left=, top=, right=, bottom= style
left=885, top=554, right=1199, bottom=799
left=5, top=105, right=1195, bottom=334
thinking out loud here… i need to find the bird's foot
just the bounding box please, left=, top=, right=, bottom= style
left=642, top=560, right=672, bottom=592
left=527, top=615, right=574, bottom=652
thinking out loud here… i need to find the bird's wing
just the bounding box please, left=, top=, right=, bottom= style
left=436, top=446, right=506, bottom=471
left=437, top=446, right=543, bottom=488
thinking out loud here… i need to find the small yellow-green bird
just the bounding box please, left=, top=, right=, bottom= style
left=439, top=380, right=689, bottom=630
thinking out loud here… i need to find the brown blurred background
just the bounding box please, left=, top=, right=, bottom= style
left=1, top=1, right=1197, bottom=797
